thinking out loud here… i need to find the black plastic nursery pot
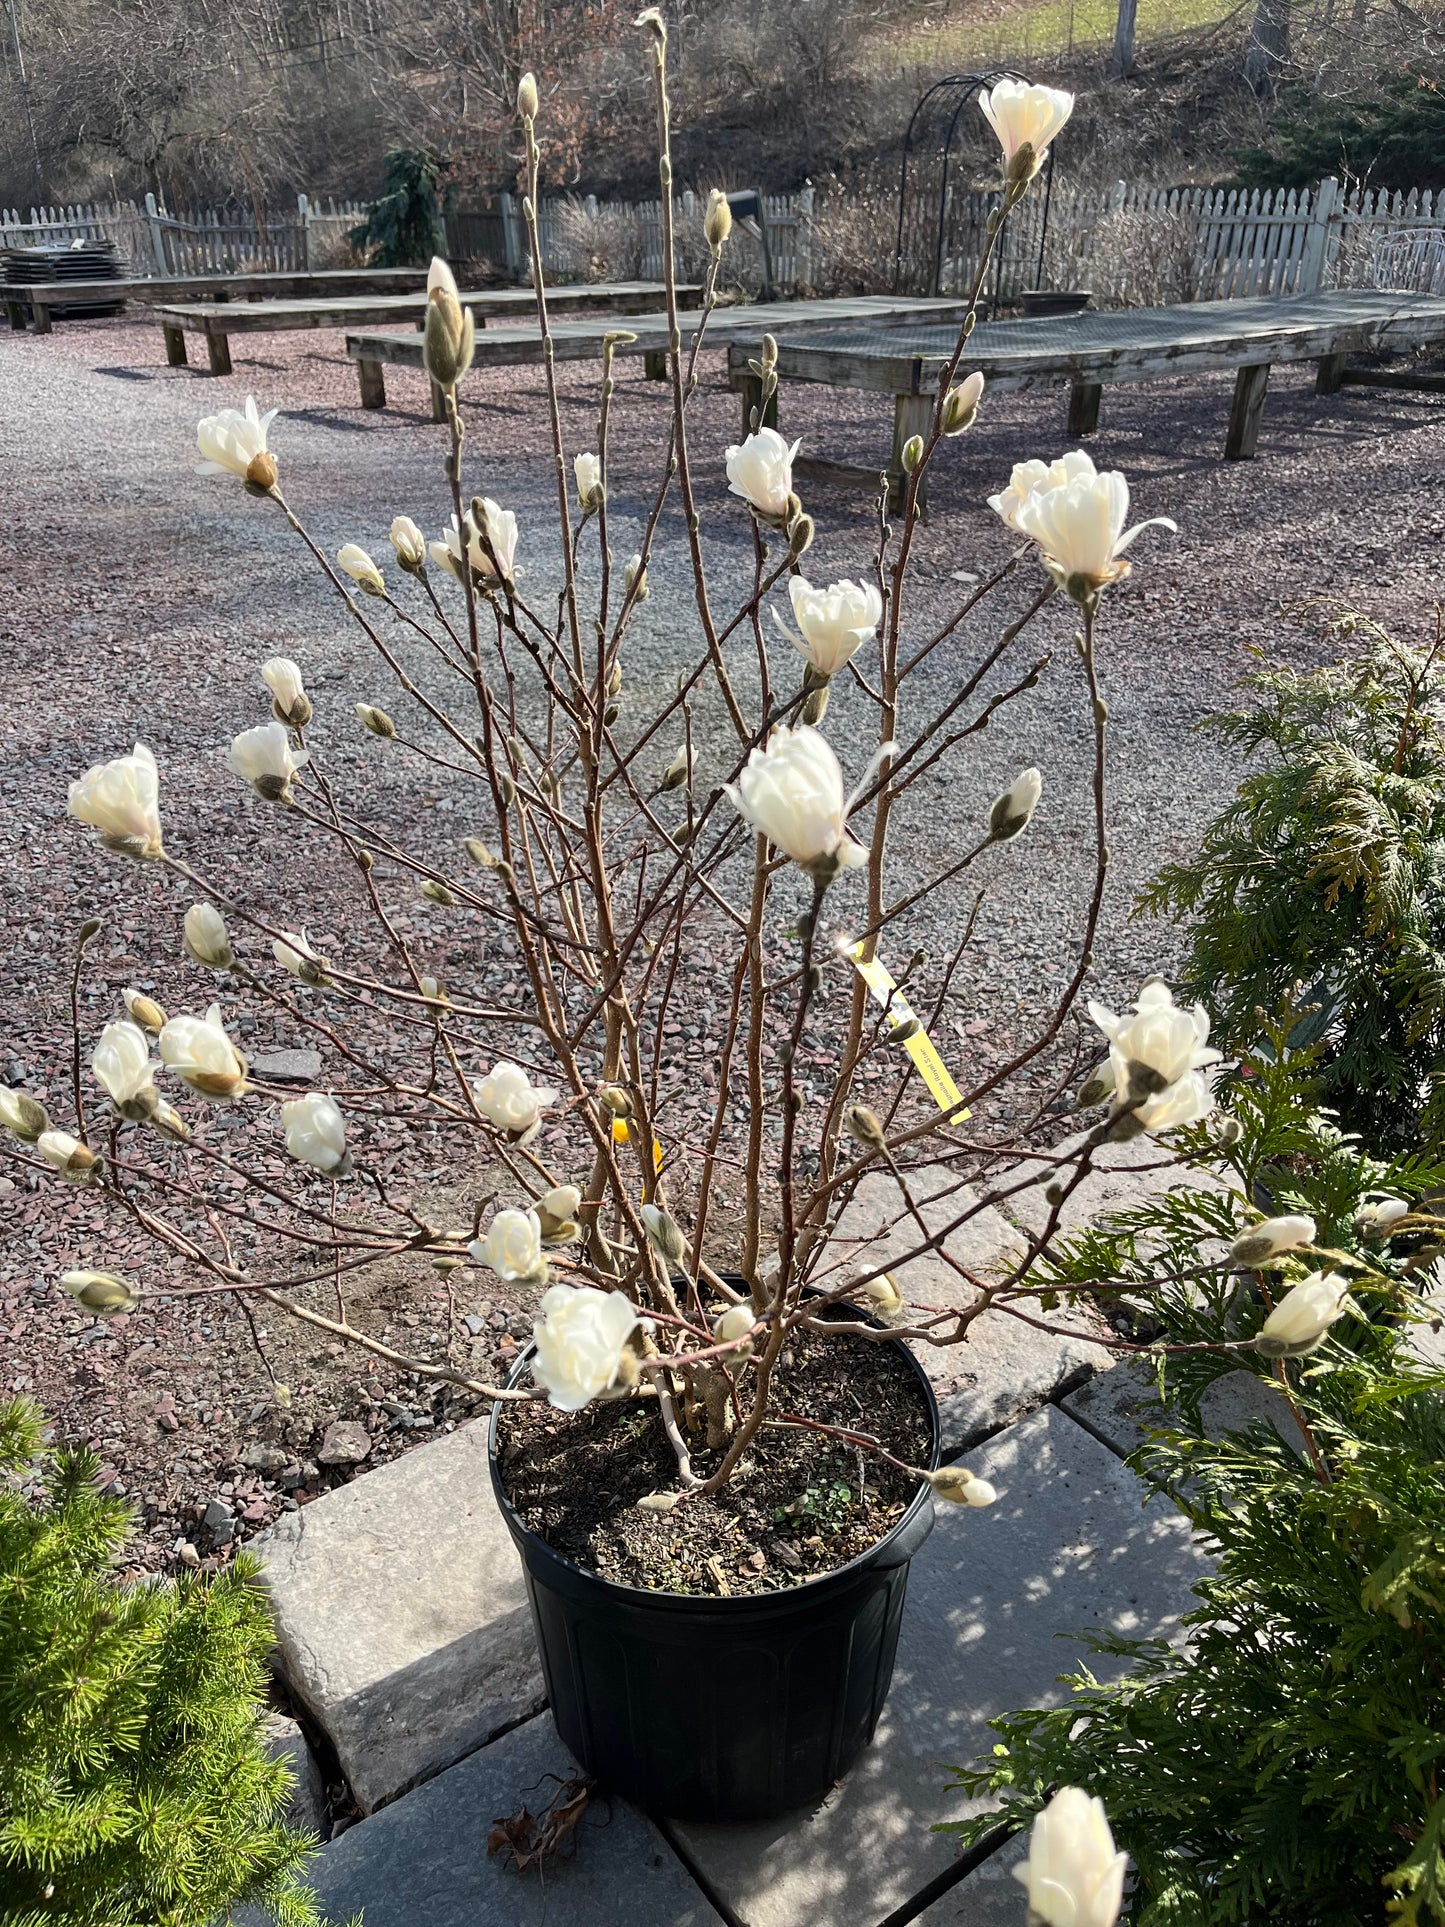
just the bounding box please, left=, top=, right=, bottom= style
left=1020, top=288, right=1092, bottom=317
left=487, top=1320, right=941, bottom=1822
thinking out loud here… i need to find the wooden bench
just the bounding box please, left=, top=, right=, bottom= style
left=150, top=281, right=704, bottom=376
left=342, top=296, right=983, bottom=415
left=4, top=268, right=430, bottom=336
left=725, top=289, right=1445, bottom=505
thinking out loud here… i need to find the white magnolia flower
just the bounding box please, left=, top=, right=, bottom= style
left=979, top=79, right=1075, bottom=183
left=196, top=395, right=278, bottom=484
left=0, top=1085, right=49, bottom=1141
left=158, top=1003, right=247, bottom=1100
left=67, top=743, right=162, bottom=859
left=574, top=451, right=603, bottom=507
left=1229, top=1213, right=1317, bottom=1268
left=473, top=1060, right=557, bottom=1136
left=536, top=1183, right=583, bottom=1242
left=1133, top=1069, right=1214, bottom=1133
left=430, top=503, right=519, bottom=584
left=724, top=724, right=884, bottom=878
left=60, top=1269, right=138, bottom=1315
left=941, top=368, right=986, bottom=435
left=624, top=552, right=648, bottom=600
left=1356, top=1195, right=1410, bottom=1234
left=530, top=1283, right=640, bottom=1411
left=1013, top=1786, right=1127, bottom=1927
left=183, top=902, right=234, bottom=970
left=1256, top=1270, right=1352, bottom=1358
left=273, top=930, right=330, bottom=986
left=859, top=1273, right=904, bottom=1316
left=337, top=543, right=386, bottom=596
left=725, top=426, right=801, bottom=520
left=122, top=989, right=166, bottom=1034
left=471, top=1207, right=548, bottom=1284
left=37, top=1130, right=97, bottom=1181
left=92, top=1021, right=157, bottom=1119
left=227, top=721, right=309, bottom=801
left=281, top=1091, right=348, bottom=1173
left=775, top=576, right=882, bottom=678
left=1014, top=465, right=1177, bottom=594
left=713, top=1303, right=755, bottom=1345
left=261, top=657, right=310, bottom=728
left=988, top=449, right=1098, bottom=533
left=988, top=766, right=1043, bottom=840
left=389, top=514, right=427, bottom=569
left=1089, top=981, right=1221, bottom=1111
left=424, top=254, right=474, bottom=387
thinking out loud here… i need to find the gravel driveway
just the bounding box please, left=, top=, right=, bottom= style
left=2, top=307, right=1439, bottom=1571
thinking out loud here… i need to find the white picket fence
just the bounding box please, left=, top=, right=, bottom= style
left=5, top=177, right=1445, bottom=304
left=0, top=193, right=367, bottom=273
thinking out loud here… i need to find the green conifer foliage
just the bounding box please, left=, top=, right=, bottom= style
left=349, top=149, right=446, bottom=268
left=0, top=1400, right=344, bottom=1927
left=1140, top=618, right=1445, bottom=1151
left=939, top=1026, right=1445, bottom=1924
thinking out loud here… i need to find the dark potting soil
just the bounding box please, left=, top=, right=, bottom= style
left=495, top=1320, right=935, bottom=1595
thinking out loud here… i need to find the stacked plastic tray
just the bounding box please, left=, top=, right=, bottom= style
left=1, top=241, right=126, bottom=315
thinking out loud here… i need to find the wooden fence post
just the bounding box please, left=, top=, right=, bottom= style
left=298, top=192, right=314, bottom=272
left=498, top=191, right=522, bottom=281
left=1301, top=176, right=1340, bottom=290
left=143, top=191, right=169, bottom=275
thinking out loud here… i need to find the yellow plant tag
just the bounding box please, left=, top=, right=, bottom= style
left=845, top=941, right=968, bottom=1118
left=612, top=1117, right=664, bottom=1170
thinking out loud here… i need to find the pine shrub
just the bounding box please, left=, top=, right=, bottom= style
left=0, top=1399, right=346, bottom=1927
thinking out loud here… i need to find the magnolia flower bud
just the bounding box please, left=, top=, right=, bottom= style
left=464, top=836, right=496, bottom=867
left=227, top=722, right=309, bottom=802
left=901, top=435, right=925, bottom=474
left=988, top=766, right=1043, bottom=841
left=471, top=1207, right=548, bottom=1285
left=153, top=1098, right=190, bottom=1142
left=705, top=187, right=733, bottom=252
left=536, top=1183, right=583, bottom=1243
left=158, top=1004, right=247, bottom=1100
left=67, top=743, right=163, bottom=860
left=1013, top=1786, right=1126, bottom=1927
left=843, top=1103, right=887, bottom=1148
left=1215, top=1114, right=1244, bottom=1146
left=714, top=1303, right=755, bottom=1346
left=926, top=1465, right=997, bottom=1507
left=624, top=552, right=649, bottom=601
left=941, top=371, right=985, bottom=436
left=531, top=1282, right=640, bottom=1410
left=661, top=745, right=693, bottom=792
left=183, top=903, right=234, bottom=971
left=262, top=657, right=312, bottom=728
left=1076, top=1060, right=1115, bottom=1109
left=420, top=975, right=447, bottom=1005
left=420, top=880, right=457, bottom=906
left=280, top=1091, right=349, bottom=1174
left=273, top=930, right=331, bottom=986
left=60, top=1269, right=138, bottom=1316
left=0, top=1085, right=50, bottom=1142
left=725, top=427, right=801, bottom=523
left=517, top=69, right=539, bottom=118
left=599, top=1084, right=632, bottom=1118
left=1255, top=1270, right=1352, bottom=1358
left=424, top=256, right=475, bottom=390
left=859, top=1272, right=903, bottom=1315
left=642, top=1202, right=687, bottom=1269
left=356, top=704, right=396, bottom=739
left=337, top=543, right=386, bottom=597
left=1228, top=1214, right=1316, bottom=1269
left=38, top=1131, right=98, bottom=1182
left=1356, top=1195, right=1410, bottom=1235
left=92, top=1021, right=158, bottom=1122
left=474, top=1061, right=557, bottom=1138
left=389, top=514, right=427, bottom=571
left=574, top=451, right=604, bottom=509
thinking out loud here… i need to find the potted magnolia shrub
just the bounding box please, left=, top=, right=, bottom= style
left=7, top=38, right=1330, bottom=1832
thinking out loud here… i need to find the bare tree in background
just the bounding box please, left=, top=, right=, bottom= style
left=1245, top=0, right=1292, bottom=93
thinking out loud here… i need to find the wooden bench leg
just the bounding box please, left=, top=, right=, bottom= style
left=738, top=372, right=778, bottom=434
left=356, top=357, right=386, bottom=410
left=1316, top=352, right=1346, bottom=395
left=429, top=377, right=447, bottom=424
left=206, top=331, right=233, bottom=377
left=6, top=299, right=26, bottom=331
left=890, top=392, right=934, bottom=513
left=643, top=348, right=668, bottom=381
left=1068, top=380, right=1102, bottom=436
left=32, top=300, right=52, bottom=335
left=1225, top=362, right=1270, bottom=461
left=163, top=324, right=188, bottom=367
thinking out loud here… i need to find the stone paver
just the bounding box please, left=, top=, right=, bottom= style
left=999, top=1130, right=1230, bottom=1242
left=1063, top=1358, right=1307, bottom=1459
left=275, top=1714, right=724, bottom=1927
left=831, top=1165, right=1112, bottom=1451
left=254, top=1418, right=544, bottom=1813
left=669, top=1405, right=1211, bottom=1927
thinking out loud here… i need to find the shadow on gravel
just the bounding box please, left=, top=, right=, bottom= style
left=95, top=367, right=154, bottom=381
left=281, top=407, right=375, bottom=433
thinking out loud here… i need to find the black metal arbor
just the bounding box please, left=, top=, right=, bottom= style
left=892, top=70, right=1056, bottom=300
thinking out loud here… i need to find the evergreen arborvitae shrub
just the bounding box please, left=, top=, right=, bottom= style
left=349, top=148, right=446, bottom=267
left=1140, top=618, right=1445, bottom=1152
left=1237, top=67, right=1445, bottom=193
left=940, top=1025, right=1445, bottom=1924
left=0, top=1399, right=345, bottom=1927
